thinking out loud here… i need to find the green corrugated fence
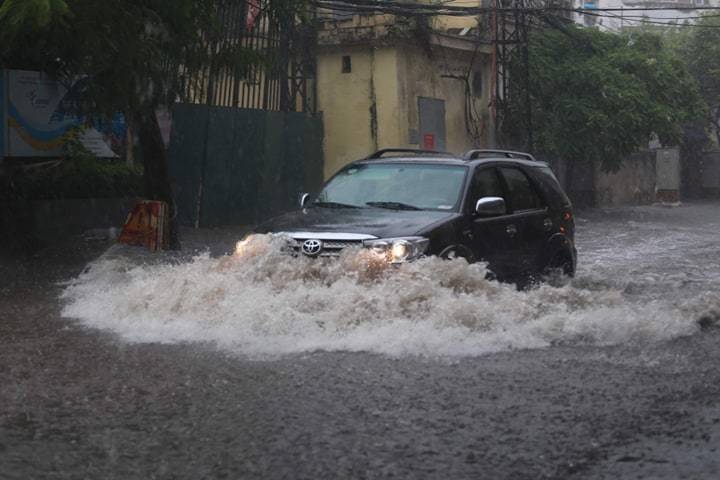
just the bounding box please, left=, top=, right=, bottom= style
left=168, top=104, right=323, bottom=227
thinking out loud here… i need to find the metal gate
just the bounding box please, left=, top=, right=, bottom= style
left=168, top=104, right=324, bottom=227
left=178, top=0, right=317, bottom=114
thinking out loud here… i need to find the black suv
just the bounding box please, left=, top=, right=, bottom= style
left=252, top=148, right=576, bottom=281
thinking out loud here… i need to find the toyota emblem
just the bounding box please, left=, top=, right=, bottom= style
left=301, top=239, right=323, bottom=256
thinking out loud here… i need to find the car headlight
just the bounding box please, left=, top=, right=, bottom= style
left=363, top=237, right=429, bottom=263
left=235, top=234, right=258, bottom=256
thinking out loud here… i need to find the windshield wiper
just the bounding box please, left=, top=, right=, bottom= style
left=312, top=201, right=361, bottom=209
left=365, top=201, right=422, bottom=211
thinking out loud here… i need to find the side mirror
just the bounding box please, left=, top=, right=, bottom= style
left=299, top=193, right=310, bottom=208
left=475, top=196, right=506, bottom=217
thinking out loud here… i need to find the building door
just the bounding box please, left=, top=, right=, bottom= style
left=418, top=97, right=446, bottom=151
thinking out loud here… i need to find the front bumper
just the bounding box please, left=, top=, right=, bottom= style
left=238, top=232, right=429, bottom=263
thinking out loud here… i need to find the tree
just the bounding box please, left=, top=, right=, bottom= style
left=504, top=25, right=705, bottom=180
left=0, top=0, right=277, bottom=248
left=683, top=14, right=720, bottom=147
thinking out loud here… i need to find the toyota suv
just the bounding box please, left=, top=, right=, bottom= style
left=244, top=148, right=577, bottom=282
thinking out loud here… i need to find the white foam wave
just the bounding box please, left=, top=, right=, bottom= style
left=60, top=235, right=706, bottom=358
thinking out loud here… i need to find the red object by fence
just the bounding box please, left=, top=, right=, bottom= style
left=118, top=200, right=169, bottom=252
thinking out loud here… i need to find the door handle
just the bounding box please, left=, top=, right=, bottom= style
left=506, top=224, right=517, bottom=237
left=543, top=218, right=553, bottom=231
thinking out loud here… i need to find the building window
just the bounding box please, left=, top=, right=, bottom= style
left=342, top=56, right=352, bottom=74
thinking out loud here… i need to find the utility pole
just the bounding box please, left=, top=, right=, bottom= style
left=520, top=2, right=532, bottom=151
left=492, top=0, right=532, bottom=149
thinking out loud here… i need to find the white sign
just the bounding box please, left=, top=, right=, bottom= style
left=6, top=70, right=123, bottom=157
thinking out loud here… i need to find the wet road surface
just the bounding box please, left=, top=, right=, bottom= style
left=2, top=203, right=720, bottom=479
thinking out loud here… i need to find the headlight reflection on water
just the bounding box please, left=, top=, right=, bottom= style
left=234, top=237, right=252, bottom=255
left=234, top=234, right=269, bottom=258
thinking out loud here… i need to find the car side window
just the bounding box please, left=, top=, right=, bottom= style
left=470, top=167, right=504, bottom=202
left=498, top=167, right=543, bottom=212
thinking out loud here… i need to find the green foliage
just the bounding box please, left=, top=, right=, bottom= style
left=0, top=129, right=142, bottom=200
left=0, top=0, right=285, bottom=114
left=0, top=159, right=142, bottom=201
left=0, top=0, right=68, bottom=31
left=681, top=14, right=720, bottom=146
left=505, top=25, right=706, bottom=172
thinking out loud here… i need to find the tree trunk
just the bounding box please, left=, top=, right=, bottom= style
left=125, top=118, right=134, bottom=167
left=712, top=113, right=720, bottom=148
left=565, top=157, right=575, bottom=196
left=134, top=107, right=181, bottom=250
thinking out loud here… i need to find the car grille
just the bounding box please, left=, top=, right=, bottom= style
left=287, top=238, right=364, bottom=257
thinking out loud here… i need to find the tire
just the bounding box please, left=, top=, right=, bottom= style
left=542, top=251, right=575, bottom=286
left=439, top=245, right=475, bottom=263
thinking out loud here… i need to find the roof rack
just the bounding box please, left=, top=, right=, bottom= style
left=366, top=148, right=455, bottom=159
left=463, top=149, right=537, bottom=162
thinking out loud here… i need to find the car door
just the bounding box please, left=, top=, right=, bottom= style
left=463, top=166, right=524, bottom=278
left=497, top=166, right=549, bottom=274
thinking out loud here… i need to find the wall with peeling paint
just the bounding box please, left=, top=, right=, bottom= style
left=398, top=45, right=493, bottom=156
left=317, top=41, right=493, bottom=179
left=317, top=46, right=403, bottom=178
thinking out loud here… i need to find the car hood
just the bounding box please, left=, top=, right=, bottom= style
left=256, top=207, right=457, bottom=239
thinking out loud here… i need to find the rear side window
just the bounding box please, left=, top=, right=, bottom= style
left=530, top=166, right=571, bottom=208
left=499, top=167, right=543, bottom=212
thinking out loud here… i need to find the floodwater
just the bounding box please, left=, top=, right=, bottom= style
left=2, top=202, right=720, bottom=479
left=61, top=205, right=719, bottom=359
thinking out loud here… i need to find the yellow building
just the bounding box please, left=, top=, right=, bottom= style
left=316, top=12, right=496, bottom=178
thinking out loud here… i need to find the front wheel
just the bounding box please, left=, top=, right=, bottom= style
left=439, top=245, right=475, bottom=263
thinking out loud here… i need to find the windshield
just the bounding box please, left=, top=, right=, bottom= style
left=314, top=163, right=468, bottom=211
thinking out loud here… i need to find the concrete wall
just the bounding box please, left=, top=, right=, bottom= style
left=701, top=151, right=720, bottom=194
left=398, top=45, right=493, bottom=155
left=594, top=152, right=657, bottom=206
left=551, top=148, right=687, bottom=207
left=317, top=46, right=396, bottom=178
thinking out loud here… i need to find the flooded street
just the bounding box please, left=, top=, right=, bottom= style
left=2, top=202, right=720, bottom=479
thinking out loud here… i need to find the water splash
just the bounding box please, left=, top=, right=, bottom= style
left=60, top=234, right=707, bottom=358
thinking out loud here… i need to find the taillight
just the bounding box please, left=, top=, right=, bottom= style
left=560, top=210, right=574, bottom=236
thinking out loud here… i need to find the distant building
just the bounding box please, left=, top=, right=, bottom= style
left=315, top=9, right=495, bottom=178
left=574, top=0, right=720, bottom=30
